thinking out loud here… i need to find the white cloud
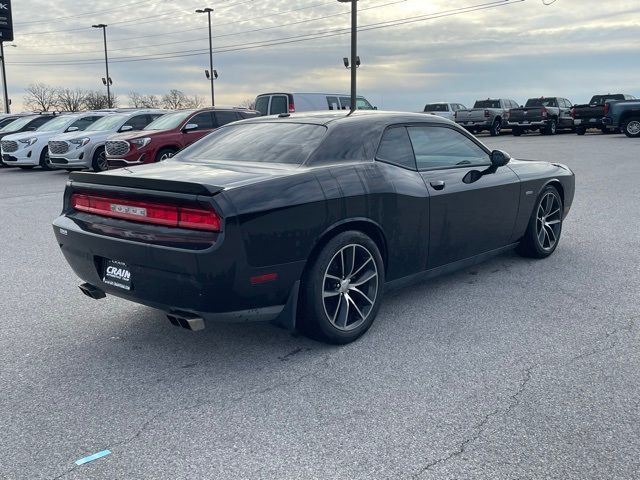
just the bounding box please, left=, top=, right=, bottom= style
left=6, top=0, right=640, bottom=111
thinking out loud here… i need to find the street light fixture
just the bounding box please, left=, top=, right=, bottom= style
left=338, top=0, right=358, bottom=112
left=92, top=24, right=112, bottom=108
left=195, top=8, right=215, bottom=107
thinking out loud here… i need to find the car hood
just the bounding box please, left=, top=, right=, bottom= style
left=108, top=129, right=172, bottom=142
left=51, top=130, right=111, bottom=142
left=69, top=159, right=302, bottom=194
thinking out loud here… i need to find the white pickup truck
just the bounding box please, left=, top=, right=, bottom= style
left=455, top=98, right=519, bottom=136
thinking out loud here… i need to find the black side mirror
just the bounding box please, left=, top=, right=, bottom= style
left=490, top=149, right=511, bottom=167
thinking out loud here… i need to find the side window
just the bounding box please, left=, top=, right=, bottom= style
left=123, top=115, right=149, bottom=131
left=68, top=116, right=101, bottom=131
left=327, top=96, right=339, bottom=110
left=564, top=99, right=572, bottom=107
left=270, top=96, right=288, bottom=115
left=408, top=126, right=489, bottom=170
left=149, top=113, right=164, bottom=122
left=356, top=98, right=374, bottom=110
left=376, top=126, right=416, bottom=170
left=214, top=111, right=240, bottom=128
left=255, top=96, right=269, bottom=115
left=29, top=117, right=53, bottom=129
left=339, top=97, right=351, bottom=110
left=190, top=112, right=214, bottom=130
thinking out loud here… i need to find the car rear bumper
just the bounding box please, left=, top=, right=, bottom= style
left=52, top=213, right=302, bottom=324
left=508, top=120, right=547, bottom=128
left=456, top=120, right=492, bottom=128
left=574, top=118, right=605, bottom=126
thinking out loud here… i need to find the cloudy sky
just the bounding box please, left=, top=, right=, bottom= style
left=6, top=0, right=640, bottom=111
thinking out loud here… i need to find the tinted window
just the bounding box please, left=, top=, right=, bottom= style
left=339, top=97, right=351, bottom=110
left=69, top=116, right=103, bottom=131
left=424, top=104, right=449, bottom=112
left=122, top=115, right=150, bottom=131
left=177, top=123, right=326, bottom=165
left=0, top=117, right=16, bottom=129
left=214, top=111, right=240, bottom=127
left=310, top=123, right=370, bottom=164
left=327, top=96, right=339, bottom=110
left=190, top=112, right=214, bottom=130
left=376, top=127, right=415, bottom=169
left=408, top=126, right=488, bottom=170
left=474, top=100, right=501, bottom=109
left=270, top=96, right=288, bottom=115
left=28, top=117, right=55, bottom=129
left=255, top=96, right=269, bottom=115
left=525, top=98, right=558, bottom=108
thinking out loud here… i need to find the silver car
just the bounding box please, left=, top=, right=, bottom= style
left=48, top=110, right=165, bottom=171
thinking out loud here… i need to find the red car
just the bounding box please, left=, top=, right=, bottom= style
left=106, top=107, right=259, bottom=167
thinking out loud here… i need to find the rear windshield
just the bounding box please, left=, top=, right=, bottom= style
left=525, top=98, right=557, bottom=108
left=145, top=111, right=192, bottom=130
left=590, top=95, right=624, bottom=104
left=424, top=104, right=448, bottom=112
left=177, top=122, right=327, bottom=165
left=473, top=100, right=500, bottom=109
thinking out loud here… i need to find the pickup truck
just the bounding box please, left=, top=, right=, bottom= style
left=454, top=98, right=519, bottom=136
left=508, top=97, right=574, bottom=136
left=422, top=102, right=467, bottom=121
left=572, top=94, right=636, bottom=135
left=602, top=99, right=640, bottom=138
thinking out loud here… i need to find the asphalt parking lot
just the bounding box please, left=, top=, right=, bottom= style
left=1, top=132, right=639, bottom=480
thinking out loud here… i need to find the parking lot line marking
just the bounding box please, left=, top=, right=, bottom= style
left=74, top=450, right=111, bottom=466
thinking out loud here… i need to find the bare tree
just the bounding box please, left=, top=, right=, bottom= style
left=184, top=94, right=204, bottom=109
left=239, top=97, right=256, bottom=110
left=141, top=94, right=161, bottom=108
left=128, top=91, right=145, bottom=108
left=162, top=89, right=187, bottom=109
left=57, top=88, right=87, bottom=112
left=23, top=83, right=59, bottom=111
left=83, top=90, right=118, bottom=110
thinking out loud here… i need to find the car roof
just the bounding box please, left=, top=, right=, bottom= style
left=238, top=110, right=449, bottom=126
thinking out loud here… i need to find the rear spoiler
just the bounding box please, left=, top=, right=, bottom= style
left=68, top=172, right=223, bottom=196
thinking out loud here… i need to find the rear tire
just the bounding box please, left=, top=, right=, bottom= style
left=512, top=126, right=522, bottom=137
left=299, top=231, right=385, bottom=344
left=489, top=119, right=501, bottom=137
left=155, top=147, right=177, bottom=162
left=543, top=118, right=558, bottom=135
left=19, top=166, right=35, bottom=170
left=91, top=147, right=108, bottom=172
left=576, top=126, right=586, bottom=135
left=516, top=185, right=563, bottom=259
left=622, top=117, right=640, bottom=138
left=39, top=147, right=53, bottom=170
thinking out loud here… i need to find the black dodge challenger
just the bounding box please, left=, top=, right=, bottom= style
left=53, top=111, right=575, bottom=344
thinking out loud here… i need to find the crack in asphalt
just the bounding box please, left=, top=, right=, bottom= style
left=50, top=352, right=332, bottom=480
left=411, top=364, right=535, bottom=479
left=412, top=314, right=638, bottom=479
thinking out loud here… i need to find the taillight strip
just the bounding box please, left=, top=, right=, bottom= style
left=71, top=193, right=221, bottom=232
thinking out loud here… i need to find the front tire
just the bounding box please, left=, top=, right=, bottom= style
left=517, top=185, right=563, bottom=259
left=512, top=126, right=522, bottom=137
left=622, top=117, right=640, bottom=138
left=300, top=231, right=385, bottom=344
left=91, top=147, right=108, bottom=172
left=39, top=147, right=53, bottom=170
left=576, top=126, right=586, bottom=135
left=155, top=147, right=177, bottom=162
left=489, top=119, right=502, bottom=137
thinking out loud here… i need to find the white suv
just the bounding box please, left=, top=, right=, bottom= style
left=1, top=112, right=110, bottom=170
left=49, top=110, right=165, bottom=172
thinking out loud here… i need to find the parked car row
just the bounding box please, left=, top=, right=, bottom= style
left=423, top=94, right=638, bottom=137
left=0, top=107, right=259, bottom=171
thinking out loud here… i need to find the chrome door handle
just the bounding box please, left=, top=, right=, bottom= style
left=430, top=180, right=445, bottom=190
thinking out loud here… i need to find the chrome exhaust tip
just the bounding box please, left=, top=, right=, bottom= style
left=79, top=283, right=106, bottom=300
left=167, top=312, right=205, bottom=331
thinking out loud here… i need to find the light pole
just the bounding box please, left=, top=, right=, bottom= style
left=0, top=43, right=16, bottom=113
left=338, top=0, right=358, bottom=112
left=92, top=24, right=112, bottom=108
left=196, top=8, right=215, bottom=107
